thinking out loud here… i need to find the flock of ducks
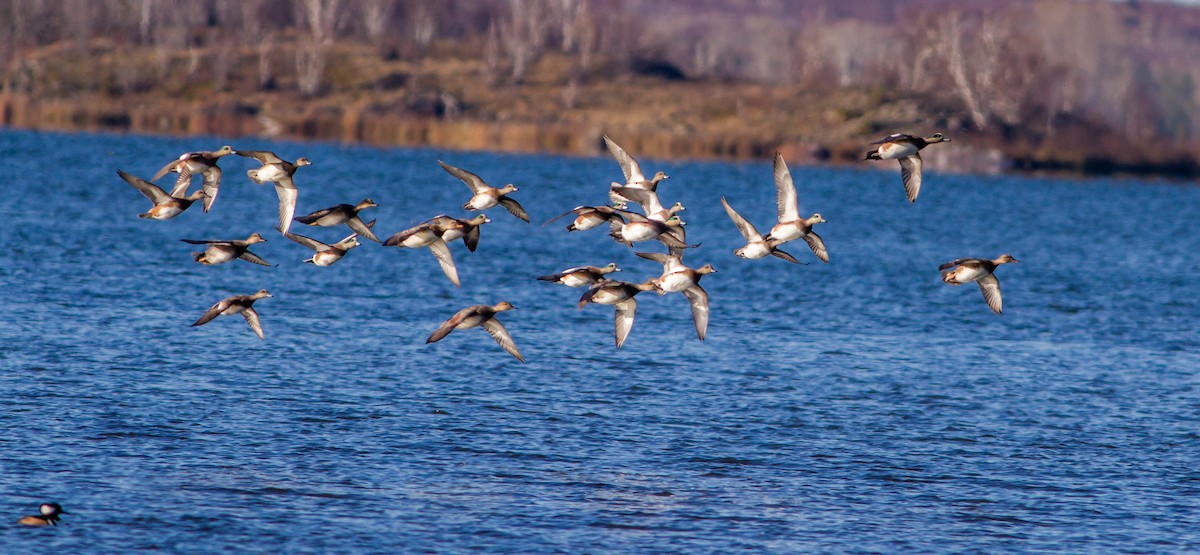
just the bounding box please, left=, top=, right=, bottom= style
left=104, top=132, right=1018, bottom=363
left=18, top=132, right=1021, bottom=527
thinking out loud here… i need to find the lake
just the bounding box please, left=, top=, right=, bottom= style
left=2, top=128, right=1199, bottom=553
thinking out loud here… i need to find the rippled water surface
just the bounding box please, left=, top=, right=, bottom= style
left=2, top=129, right=1199, bottom=553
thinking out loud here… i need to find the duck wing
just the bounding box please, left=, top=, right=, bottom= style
left=770, top=246, right=802, bottom=264
left=241, top=307, right=265, bottom=340
left=347, top=216, right=380, bottom=243
left=498, top=196, right=530, bottom=223
left=426, top=238, right=461, bottom=286
left=191, top=298, right=232, bottom=327
left=282, top=229, right=332, bottom=252
left=977, top=274, right=1004, bottom=314
left=720, top=197, right=763, bottom=241
left=426, top=305, right=477, bottom=343
left=773, top=152, right=800, bottom=221
left=869, top=133, right=911, bottom=145
left=237, top=250, right=274, bottom=267
left=603, top=135, right=646, bottom=183
left=236, top=150, right=285, bottom=165
left=200, top=165, right=222, bottom=212
left=611, top=186, right=664, bottom=216
left=898, top=153, right=923, bottom=203
left=294, top=205, right=337, bottom=225
left=118, top=170, right=173, bottom=205
left=613, top=298, right=638, bottom=348
left=481, top=318, right=525, bottom=362
left=462, top=223, right=481, bottom=252
left=804, top=231, right=829, bottom=263
left=274, top=180, right=298, bottom=234
left=682, top=284, right=709, bottom=341
left=438, top=160, right=489, bottom=193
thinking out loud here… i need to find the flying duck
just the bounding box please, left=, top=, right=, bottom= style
left=424, top=214, right=491, bottom=252
left=602, top=134, right=669, bottom=208
left=281, top=221, right=374, bottom=266
left=939, top=254, right=1019, bottom=314
left=763, top=152, right=829, bottom=262
left=438, top=160, right=529, bottom=222
left=537, top=263, right=622, bottom=287
left=426, top=302, right=524, bottom=362
left=293, top=198, right=381, bottom=242
left=181, top=232, right=272, bottom=266
left=609, top=212, right=688, bottom=249
left=116, top=169, right=206, bottom=220
left=637, top=251, right=715, bottom=341
left=151, top=145, right=235, bottom=212
left=720, top=196, right=801, bottom=263
left=383, top=222, right=461, bottom=286
left=191, top=289, right=273, bottom=340
left=543, top=205, right=626, bottom=232
left=578, top=279, right=658, bottom=348
left=864, top=132, right=950, bottom=203
left=237, top=149, right=311, bottom=234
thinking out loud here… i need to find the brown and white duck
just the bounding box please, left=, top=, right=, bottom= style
left=236, top=149, right=311, bottom=233
left=609, top=185, right=685, bottom=222
left=578, top=279, right=658, bottom=348
left=939, top=254, right=1019, bottom=314
left=191, top=289, right=273, bottom=340
left=116, top=170, right=206, bottom=220
left=281, top=221, right=374, bottom=267
left=537, top=263, right=622, bottom=287
left=864, top=132, right=950, bottom=203
left=637, top=251, right=715, bottom=341
left=181, top=232, right=272, bottom=266
left=609, top=212, right=688, bottom=249
left=424, top=214, right=491, bottom=252
left=426, top=301, right=524, bottom=362
left=151, top=145, right=235, bottom=212
left=293, top=198, right=381, bottom=242
left=603, top=134, right=669, bottom=208
left=764, top=152, right=828, bottom=263
left=543, top=205, right=625, bottom=232
left=17, top=503, right=68, bottom=527
left=383, top=222, right=461, bottom=286
left=438, top=160, right=529, bottom=223
left=720, top=196, right=801, bottom=264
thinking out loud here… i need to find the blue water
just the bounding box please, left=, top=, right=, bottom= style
left=2, top=128, right=1199, bottom=553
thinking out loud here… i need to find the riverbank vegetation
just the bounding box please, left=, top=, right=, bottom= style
left=1, top=0, right=1198, bottom=176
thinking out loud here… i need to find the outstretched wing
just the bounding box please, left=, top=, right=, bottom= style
left=682, top=285, right=709, bottom=341
left=347, top=216, right=380, bottom=243
left=977, top=274, right=1004, bottom=314
left=242, top=307, right=265, bottom=340
left=899, top=154, right=923, bottom=203
left=773, top=152, right=799, bottom=221
left=191, top=299, right=229, bottom=327
left=481, top=318, right=525, bottom=362
left=498, top=196, right=530, bottom=223
left=200, top=166, right=222, bottom=212
left=238, top=250, right=274, bottom=267
left=236, top=150, right=285, bottom=165
left=804, top=231, right=829, bottom=263
left=274, top=181, right=299, bottom=235
left=603, top=135, right=645, bottom=183
left=282, top=229, right=332, bottom=251
left=720, top=197, right=762, bottom=241
left=770, top=247, right=802, bottom=264
left=438, top=160, right=489, bottom=192
left=426, top=306, right=475, bottom=343
left=117, top=170, right=172, bottom=204
left=427, top=238, right=461, bottom=286
left=613, top=298, right=638, bottom=348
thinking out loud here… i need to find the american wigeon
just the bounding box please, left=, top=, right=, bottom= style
left=764, top=152, right=829, bottom=262
left=236, top=150, right=311, bottom=234
left=602, top=134, right=669, bottom=207
left=719, top=196, right=801, bottom=264
left=426, top=301, right=524, bottom=362
left=181, top=232, right=272, bottom=266
left=438, top=160, right=530, bottom=222
left=294, top=198, right=381, bottom=242
left=543, top=205, right=625, bottom=232
left=864, top=133, right=950, bottom=203
left=116, top=169, right=206, bottom=220
left=151, top=145, right=235, bottom=212
left=424, top=214, right=491, bottom=252
left=537, top=263, right=621, bottom=287
left=577, top=279, right=658, bottom=348
left=383, top=222, right=461, bottom=286
left=281, top=221, right=373, bottom=266
left=609, top=212, right=688, bottom=249
left=939, top=254, right=1018, bottom=314
left=609, top=185, right=685, bottom=222
left=191, top=289, right=273, bottom=340
left=637, top=251, right=715, bottom=341
left=17, top=503, right=67, bottom=527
